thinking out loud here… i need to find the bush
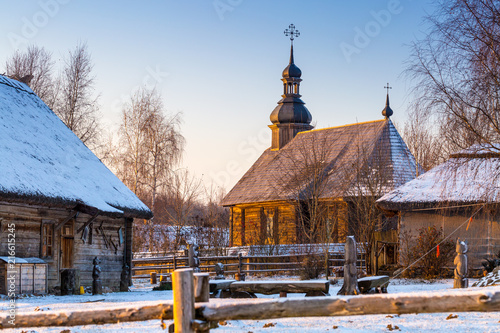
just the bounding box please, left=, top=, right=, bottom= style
left=403, top=226, right=454, bottom=279
left=298, top=254, right=324, bottom=280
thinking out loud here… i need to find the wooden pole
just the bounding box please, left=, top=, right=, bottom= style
left=3, top=289, right=500, bottom=328
left=172, top=268, right=194, bottom=333
left=200, top=289, right=500, bottom=321
left=173, top=255, right=177, bottom=270
left=193, top=273, right=210, bottom=303
left=150, top=272, right=157, bottom=285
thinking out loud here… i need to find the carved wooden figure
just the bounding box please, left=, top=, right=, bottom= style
left=454, top=238, right=468, bottom=288
left=214, top=262, right=225, bottom=280
left=337, top=236, right=360, bottom=295
left=120, top=263, right=130, bottom=292
left=188, top=244, right=201, bottom=273
left=92, top=256, right=103, bottom=295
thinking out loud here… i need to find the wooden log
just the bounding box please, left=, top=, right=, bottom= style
left=200, top=289, right=500, bottom=321
left=0, top=303, right=173, bottom=328
left=3, top=289, right=500, bottom=328
left=193, top=273, right=210, bottom=303
left=172, top=268, right=194, bottom=333
left=229, top=281, right=329, bottom=295
left=337, top=236, right=359, bottom=295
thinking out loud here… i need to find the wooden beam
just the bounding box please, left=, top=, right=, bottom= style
left=76, top=213, right=98, bottom=234
left=2, top=289, right=500, bottom=329
left=54, top=211, right=78, bottom=231
left=201, top=289, right=500, bottom=321
left=229, top=281, right=329, bottom=295
left=173, top=268, right=195, bottom=333
left=0, top=303, right=173, bottom=328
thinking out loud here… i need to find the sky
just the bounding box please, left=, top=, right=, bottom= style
left=0, top=0, right=435, bottom=193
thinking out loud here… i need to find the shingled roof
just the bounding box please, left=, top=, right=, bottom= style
left=222, top=119, right=420, bottom=206
left=376, top=145, right=500, bottom=211
left=0, top=75, right=152, bottom=219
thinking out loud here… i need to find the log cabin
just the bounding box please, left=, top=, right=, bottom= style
left=376, top=145, right=500, bottom=268
left=0, top=75, right=152, bottom=292
left=221, top=41, right=421, bottom=259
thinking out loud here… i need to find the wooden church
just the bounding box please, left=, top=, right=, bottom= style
left=0, top=75, right=152, bottom=293
left=221, top=28, right=421, bottom=249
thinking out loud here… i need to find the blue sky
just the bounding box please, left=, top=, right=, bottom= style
left=0, top=0, right=434, bottom=192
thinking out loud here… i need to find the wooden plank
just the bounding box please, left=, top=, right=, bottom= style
left=54, top=211, right=78, bottom=231
left=76, top=214, right=99, bottom=234
left=229, top=281, right=329, bottom=295
left=209, top=280, right=235, bottom=292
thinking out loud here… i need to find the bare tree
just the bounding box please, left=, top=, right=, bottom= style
left=54, top=42, right=100, bottom=147
left=5, top=45, right=57, bottom=108
left=400, top=107, right=442, bottom=172
left=407, top=0, right=500, bottom=156
left=162, top=169, right=203, bottom=251
left=278, top=135, right=338, bottom=245
left=342, top=140, right=394, bottom=274
left=117, top=88, right=184, bottom=208
left=114, top=87, right=184, bottom=252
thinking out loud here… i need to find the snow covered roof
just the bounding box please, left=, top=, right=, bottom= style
left=377, top=144, right=500, bottom=211
left=0, top=75, right=152, bottom=219
left=222, top=119, right=421, bottom=206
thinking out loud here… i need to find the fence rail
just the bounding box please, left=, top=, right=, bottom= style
left=132, top=249, right=366, bottom=279
left=3, top=280, right=500, bottom=330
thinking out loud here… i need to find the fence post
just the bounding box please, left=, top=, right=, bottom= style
left=193, top=273, right=210, bottom=302
left=325, top=251, right=330, bottom=280
left=173, top=255, right=177, bottom=270
left=150, top=272, right=157, bottom=285
left=235, top=253, right=246, bottom=281
left=172, top=268, right=194, bottom=333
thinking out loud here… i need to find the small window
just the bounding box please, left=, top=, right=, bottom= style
left=41, top=224, right=54, bottom=258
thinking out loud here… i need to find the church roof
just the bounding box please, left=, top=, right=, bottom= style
left=376, top=144, right=500, bottom=211
left=222, top=119, right=420, bottom=206
left=0, top=75, right=152, bottom=219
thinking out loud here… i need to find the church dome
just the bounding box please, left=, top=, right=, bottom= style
left=282, top=63, right=302, bottom=78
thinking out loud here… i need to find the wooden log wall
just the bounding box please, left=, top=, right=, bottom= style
left=400, top=209, right=500, bottom=269
left=230, top=203, right=297, bottom=246
left=0, top=202, right=129, bottom=291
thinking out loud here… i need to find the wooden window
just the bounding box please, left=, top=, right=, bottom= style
left=41, top=223, right=54, bottom=258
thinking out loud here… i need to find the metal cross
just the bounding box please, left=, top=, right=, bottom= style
left=384, top=83, right=392, bottom=94
left=284, top=24, right=300, bottom=43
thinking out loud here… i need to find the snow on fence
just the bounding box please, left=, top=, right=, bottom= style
left=132, top=243, right=367, bottom=279
left=2, top=269, right=500, bottom=330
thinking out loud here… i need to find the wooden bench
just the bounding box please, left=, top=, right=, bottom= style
left=210, top=280, right=330, bottom=298
left=357, top=275, right=389, bottom=294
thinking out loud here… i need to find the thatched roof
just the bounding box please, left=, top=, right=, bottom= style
left=222, top=119, right=420, bottom=206
left=0, top=75, right=152, bottom=219
left=376, top=145, right=500, bottom=211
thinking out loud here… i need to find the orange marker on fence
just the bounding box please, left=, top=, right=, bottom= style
left=466, top=217, right=473, bottom=231
left=436, top=245, right=440, bottom=258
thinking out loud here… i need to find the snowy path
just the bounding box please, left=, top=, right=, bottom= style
left=1, top=278, right=500, bottom=332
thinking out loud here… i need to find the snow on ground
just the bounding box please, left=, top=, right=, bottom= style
left=1, top=277, right=500, bottom=332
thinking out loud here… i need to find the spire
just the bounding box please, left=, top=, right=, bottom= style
left=269, top=24, right=313, bottom=150
left=382, top=83, right=393, bottom=119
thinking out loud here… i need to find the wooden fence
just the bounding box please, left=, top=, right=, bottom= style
left=3, top=268, right=500, bottom=331
left=132, top=250, right=367, bottom=279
